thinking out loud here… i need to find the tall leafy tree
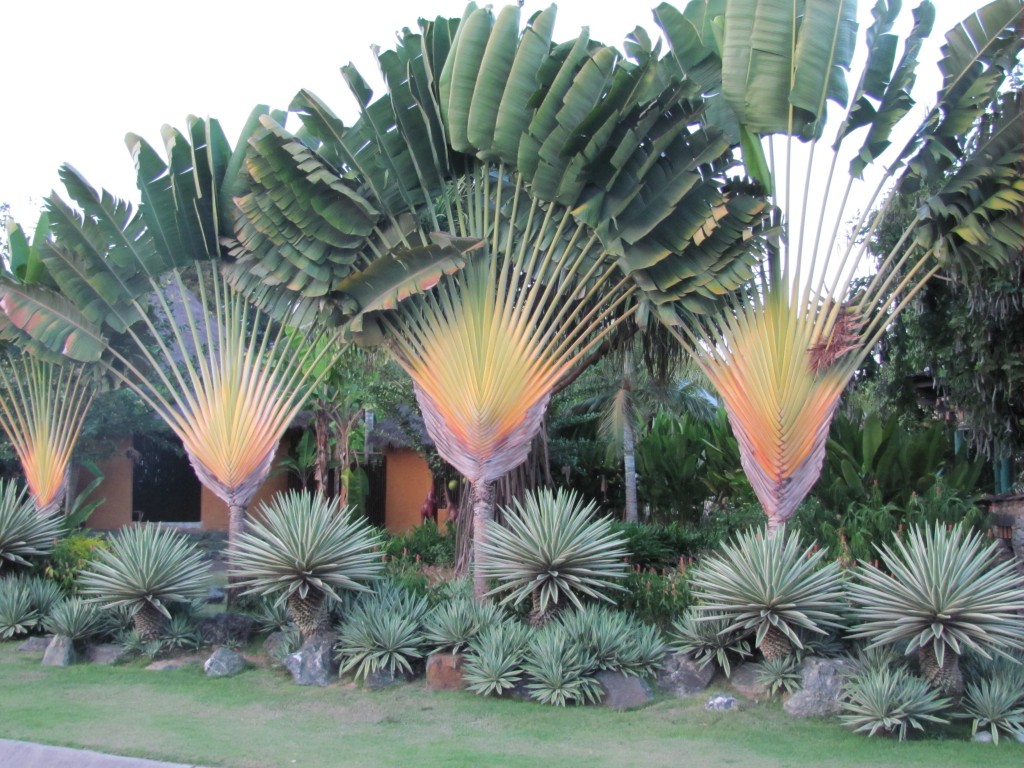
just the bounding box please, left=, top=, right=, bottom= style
left=655, top=0, right=1024, bottom=532
left=226, top=5, right=769, bottom=595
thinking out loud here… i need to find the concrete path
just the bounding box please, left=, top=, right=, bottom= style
left=0, top=739, right=207, bottom=768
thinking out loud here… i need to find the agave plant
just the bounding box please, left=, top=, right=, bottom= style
left=230, top=491, right=383, bottom=641
left=556, top=604, right=667, bottom=677
left=656, top=0, right=1024, bottom=533
left=78, top=526, right=209, bottom=641
left=334, top=584, right=429, bottom=683
left=463, top=619, right=531, bottom=698
left=0, top=480, right=62, bottom=574
left=669, top=608, right=751, bottom=678
left=0, top=579, right=37, bottom=638
left=847, top=522, right=1024, bottom=699
left=42, top=597, right=104, bottom=642
left=840, top=665, right=951, bottom=741
left=523, top=623, right=603, bottom=707
left=17, top=573, right=65, bottom=620
left=423, top=594, right=503, bottom=655
left=478, top=488, right=628, bottom=625
left=758, top=655, right=803, bottom=697
left=691, top=528, right=846, bottom=661
left=958, top=675, right=1024, bottom=745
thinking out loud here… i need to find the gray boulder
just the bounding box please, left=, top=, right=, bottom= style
left=18, top=635, right=53, bottom=652
left=705, top=694, right=739, bottom=711
left=84, top=643, right=126, bottom=665
left=206, top=586, right=226, bottom=604
left=784, top=656, right=848, bottom=718
left=146, top=657, right=197, bottom=671
left=363, top=661, right=423, bottom=690
left=596, top=671, right=653, bottom=710
left=656, top=653, right=715, bottom=697
left=283, top=636, right=338, bottom=686
left=205, top=647, right=247, bottom=677
left=41, top=635, right=76, bottom=666
left=729, top=663, right=770, bottom=701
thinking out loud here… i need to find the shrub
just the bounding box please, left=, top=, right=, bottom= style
left=42, top=597, right=104, bottom=641
left=231, top=491, right=383, bottom=640
left=692, top=528, right=846, bottom=661
left=463, top=619, right=530, bottom=697
left=0, top=480, right=61, bottom=573
left=615, top=565, right=692, bottom=629
left=381, top=520, right=454, bottom=567
left=79, top=526, right=209, bottom=641
left=669, top=609, right=751, bottom=677
left=335, top=584, right=429, bottom=682
left=840, top=665, right=951, bottom=741
left=44, top=533, right=108, bottom=594
left=847, top=522, right=1024, bottom=699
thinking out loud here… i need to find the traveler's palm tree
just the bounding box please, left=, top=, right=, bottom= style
left=225, top=5, right=769, bottom=594
left=654, top=0, right=1024, bottom=532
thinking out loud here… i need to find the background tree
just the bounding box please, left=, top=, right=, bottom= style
left=226, top=5, right=769, bottom=595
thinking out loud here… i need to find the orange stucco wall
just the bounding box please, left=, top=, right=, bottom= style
left=385, top=448, right=433, bottom=534
left=83, top=438, right=134, bottom=530
left=200, top=441, right=291, bottom=531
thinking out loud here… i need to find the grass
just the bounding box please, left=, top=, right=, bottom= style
left=1, top=642, right=1021, bottom=768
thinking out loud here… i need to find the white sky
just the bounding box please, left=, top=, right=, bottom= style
left=0, top=0, right=991, bottom=228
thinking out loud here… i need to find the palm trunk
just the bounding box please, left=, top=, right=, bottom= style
left=226, top=502, right=246, bottom=606
left=471, top=480, right=496, bottom=599
left=623, top=417, right=638, bottom=523
left=314, top=409, right=329, bottom=495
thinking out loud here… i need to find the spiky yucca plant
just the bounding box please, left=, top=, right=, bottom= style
left=691, top=528, right=845, bottom=661
left=556, top=604, right=668, bottom=677
left=0, top=479, right=61, bottom=573
left=463, top=619, right=531, bottom=698
left=335, top=585, right=429, bottom=682
left=79, top=526, right=209, bottom=641
left=42, top=597, right=104, bottom=642
left=670, top=608, right=752, bottom=678
left=230, top=491, right=383, bottom=641
left=847, top=522, right=1024, bottom=699
left=478, top=488, right=628, bottom=625
left=959, top=675, right=1024, bottom=745
left=423, top=594, right=503, bottom=655
left=840, top=665, right=950, bottom=741
left=0, top=579, right=37, bottom=638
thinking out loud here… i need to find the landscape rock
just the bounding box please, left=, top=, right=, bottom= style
left=17, top=635, right=52, bottom=652
left=655, top=653, right=715, bottom=697
left=426, top=652, right=467, bottom=692
left=363, top=664, right=420, bottom=690
left=705, top=694, right=739, bottom=711
left=972, top=731, right=994, bottom=743
left=41, top=635, right=76, bottom=666
left=204, top=647, right=247, bottom=677
left=784, top=656, right=848, bottom=718
left=198, top=613, right=257, bottom=646
left=596, top=671, right=653, bottom=710
left=146, top=656, right=200, bottom=671
left=206, top=586, right=226, bottom=604
left=728, top=663, right=769, bottom=701
left=283, top=636, right=338, bottom=686
left=263, top=631, right=292, bottom=661
left=84, top=643, right=126, bottom=665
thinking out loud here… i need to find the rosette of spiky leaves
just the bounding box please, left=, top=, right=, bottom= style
left=0, top=480, right=61, bottom=572
left=669, top=608, right=752, bottom=677
left=15, top=573, right=64, bottom=619
left=758, top=655, right=803, bottom=696
left=840, top=665, right=950, bottom=741
left=42, top=597, right=104, bottom=641
left=0, top=579, right=37, bottom=638
left=230, top=491, right=383, bottom=641
left=847, top=522, right=1024, bottom=699
left=0, top=352, right=96, bottom=516
left=423, top=594, right=503, bottom=654
left=78, top=526, right=209, bottom=642
left=691, top=528, right=845, bottom=661
left=463, top=619, right=531, bottom=697
left=522, top=623, right=602, bottom=707
left=556, top=604, right=667, bottom=677
left=479, top=488, right=628, bottom=624
left=335, top=584, right=429, bottom=682
left=957, top=675, right=1024, bottom=745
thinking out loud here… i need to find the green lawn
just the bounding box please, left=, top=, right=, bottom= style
left=1, top=642, right=1019, bottom=768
